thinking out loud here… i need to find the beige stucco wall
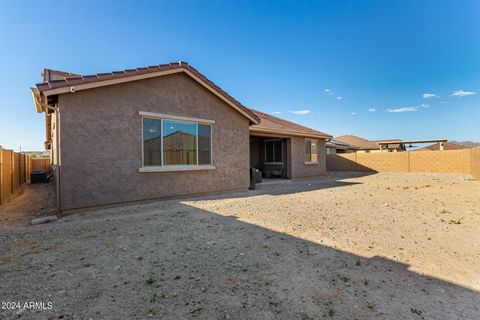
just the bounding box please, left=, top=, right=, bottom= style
left=290, top=137, right=326, bottom=179
left=57, top=73, right=251, bottom=210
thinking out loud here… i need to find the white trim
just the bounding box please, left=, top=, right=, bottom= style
left=139, top=165, right=216, bottom=173
left=139, top=111, right=215, bottom=124
left=304, top=161, right=319, bottom=165
left=141, top=115, right=213, bottom=168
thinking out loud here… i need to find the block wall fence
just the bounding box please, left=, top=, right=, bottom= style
left=327, top=148, right=480, bottom=180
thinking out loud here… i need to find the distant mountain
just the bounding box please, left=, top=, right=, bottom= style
left=450, top=141, right=480, bottom=148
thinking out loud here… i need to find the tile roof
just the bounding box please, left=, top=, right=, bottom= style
left=35, top=62, right=260, bottom=124
left=35, top=63, right=331, bottom=139
left=414, top=142, right=469, bottom=151
left=144, top=131, right=200, bottom=152
left=249, top=109, right=331, bottom=139
left=42, top=69, right=80, bottom=82
left=326, top=139, right=358, bottom=150
left=335, top=135, right=402, bottom=150
left=334, top=135, right=380, bottom=150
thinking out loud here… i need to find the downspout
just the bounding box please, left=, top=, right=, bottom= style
left=54, top=103, right=61, bottom=213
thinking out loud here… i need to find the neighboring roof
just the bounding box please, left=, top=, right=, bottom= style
left=249, top=109, right=331, bottom=139
left=326, top=140, right=358, bottom=150
left=414, top=142, right=469, bottom=152
left=34, top=62, right=260, bottom=124
left=334, top=135, right=380, bottom=150
left=335, top=135, right=403, bottom=150
left=144, top=131, right=200, bottom=152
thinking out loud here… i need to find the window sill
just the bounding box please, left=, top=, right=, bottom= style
left=264, top=162, right=284, bottom=165
left=139, top=165, right=216, bottom=173
left=304, top=161, right=319, bottom=165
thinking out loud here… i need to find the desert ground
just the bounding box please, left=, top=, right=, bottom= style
left=0, top=172, right=479, bottom=319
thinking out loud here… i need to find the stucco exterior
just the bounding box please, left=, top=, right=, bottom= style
left=57, top=73, right=251, bottom=210
left=290, top=137, right=326, bottom=179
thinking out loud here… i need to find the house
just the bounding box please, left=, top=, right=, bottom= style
left=334, top=135, right=405, bottom=153
left=326, top=140, right=358, bottom=154
left=31, top=62, right=331, bottom=211
left=414, top=141, right=469, bottom=151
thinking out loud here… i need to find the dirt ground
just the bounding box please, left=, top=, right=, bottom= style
left=0, top=172, right=479, bottom=319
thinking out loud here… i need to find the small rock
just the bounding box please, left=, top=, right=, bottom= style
left=31, top=215, right=58, bottom=225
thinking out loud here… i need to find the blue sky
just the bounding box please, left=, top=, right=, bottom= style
left=0, top=0, right=479, bottom=151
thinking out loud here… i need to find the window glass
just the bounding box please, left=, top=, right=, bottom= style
left=274, top=141, right=282, bottom=162
left=163, top=120, right=197, bottom=165
left=311, top=140, right=318, bottom=162
left=266, top=140, right=282, bottom=163
left=198, top=124, right=211, bottom=165
left=143, top=119, right=161, bottom=166
left=266, top=142, right=274, bottom=162
left=305, top=140, right=311, bottom=162
left=305, top=139, right=318, bottom=162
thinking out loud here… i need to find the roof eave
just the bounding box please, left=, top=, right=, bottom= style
left=31, top=88, right=44, bottom=113
left=250, top=126, right=332, bottom=139
left=37, top=67, right=260, bottom=125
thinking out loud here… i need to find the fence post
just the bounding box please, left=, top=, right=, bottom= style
left=10, top=150, right=13, bottom=196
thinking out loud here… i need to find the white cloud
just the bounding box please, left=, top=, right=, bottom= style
left=351, top=112, right=357, bottom=115
left=290, top=110, right=311, bottom=115
left=336, top=96, right=343, bottom=100
left=422, top=93, right=438, bottom=99
left=324, top=88, right=334, bottom=95
left=452, top=90, right=476, bottom=97
left=368, top=108, right=376, bottom=112
left=272, top=111, right=282, bottom=115
left=420, top=104, right=429, bottom=108
left=386, top=107, right=419, bottom=113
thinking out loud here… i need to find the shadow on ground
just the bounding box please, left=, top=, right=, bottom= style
left=0, top=173, right=478, bottom=319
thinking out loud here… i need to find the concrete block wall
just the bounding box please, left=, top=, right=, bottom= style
left=471, top=148, right=480, bottom=180
left=326, top=147, right=480, bottom=180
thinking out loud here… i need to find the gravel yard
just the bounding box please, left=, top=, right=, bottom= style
left=1, top=172, right=479, bottom=319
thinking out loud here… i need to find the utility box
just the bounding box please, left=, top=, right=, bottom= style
left=31, top=170, right=47, bottom=184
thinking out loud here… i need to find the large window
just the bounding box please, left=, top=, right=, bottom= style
left=265, top=140, right=283, bottom=163
left=305, top=139, right=318, bottom=163
left=143, top=117, right=212, bottom=167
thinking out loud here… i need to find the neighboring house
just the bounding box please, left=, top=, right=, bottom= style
left=414, top=141, right=469, bottom=151
left=326, top=140, right=358, bottom=154
left=334, top=135, right=405, bottom=153
left=31, top=62, right=331, bottom=211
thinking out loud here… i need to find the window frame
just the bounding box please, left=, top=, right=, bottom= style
left=305, top=138, right=319, bottom=164
left=139, top=111, right=215, bottom=172
left=264, top=139, right=283, bottom=165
